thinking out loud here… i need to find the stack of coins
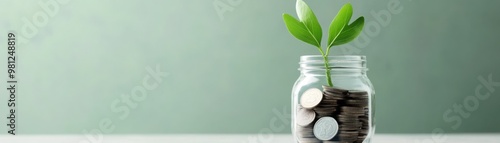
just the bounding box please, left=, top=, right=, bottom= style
left=296, top=107, right=320, bottom=142
left=296, top=88, right=323, bottom=143
left=295, top=87, right=370, bottom=143
left=324, top=86, right=369, bottom=143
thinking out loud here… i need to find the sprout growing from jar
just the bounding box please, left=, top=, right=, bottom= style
left=283, top=0, right=365, bottom=86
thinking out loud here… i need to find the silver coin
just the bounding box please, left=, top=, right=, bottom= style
left=297, top=108, right=316, bottom=126
left=300, top=88, right=323, bottom=109
left=313, top=117, right=339, bottom=141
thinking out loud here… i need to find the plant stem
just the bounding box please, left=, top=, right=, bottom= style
left=325, top=47, right=331, bottom=57
left=317, top=47, right=333, bottom=87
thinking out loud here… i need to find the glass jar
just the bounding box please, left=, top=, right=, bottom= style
left=292, top=55, right=375, bottom=143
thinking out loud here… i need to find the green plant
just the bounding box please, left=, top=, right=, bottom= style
left=283, top=0, right=365, bottom=87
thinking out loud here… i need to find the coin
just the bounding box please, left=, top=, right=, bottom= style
left=357, top=135, right=367, bottom=143
left=348, top=90, right=368, bottom=95
left=297, top=108, right=316, bottom=127
left=338, top=130, right=359, bottom=141
left=313, top=117, right=339, bottom=141
left=322, top=86, right=349, bottom=94
left=300, top=88, right=323, bottom=109
left=298, top=137, right=322, bottom=143
left=345, top=99, right=368, bottom=106
left=340, top=107, right=365, bottom=115
left=296, top=126, right=315, bottom=138
left=296, top=86, right=372, bottom=142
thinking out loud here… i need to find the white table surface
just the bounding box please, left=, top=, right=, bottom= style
left=0, top=134, right=499, bottom=143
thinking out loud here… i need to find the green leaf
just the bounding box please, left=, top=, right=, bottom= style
left=296, top=0, right=322, bottom=47
left=327, top=3, right=353, bottom=48
left=331, top=16, right=365, bottom=46
left=283, top=14, right=320, bottom=47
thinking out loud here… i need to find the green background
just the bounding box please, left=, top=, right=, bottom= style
left=0, top=0, right=499, bottom=134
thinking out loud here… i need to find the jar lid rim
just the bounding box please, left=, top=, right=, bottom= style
left=299, top=55, right=366, bottom=63
left=299, top=55, right=367, bottom=70
left=300, top=55, right=366, bottom=60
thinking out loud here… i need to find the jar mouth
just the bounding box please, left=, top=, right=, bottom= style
left=299, top=55, right=367, bottom=70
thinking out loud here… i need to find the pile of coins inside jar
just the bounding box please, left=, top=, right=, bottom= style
left=295, top=86, right=369, bottom=143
